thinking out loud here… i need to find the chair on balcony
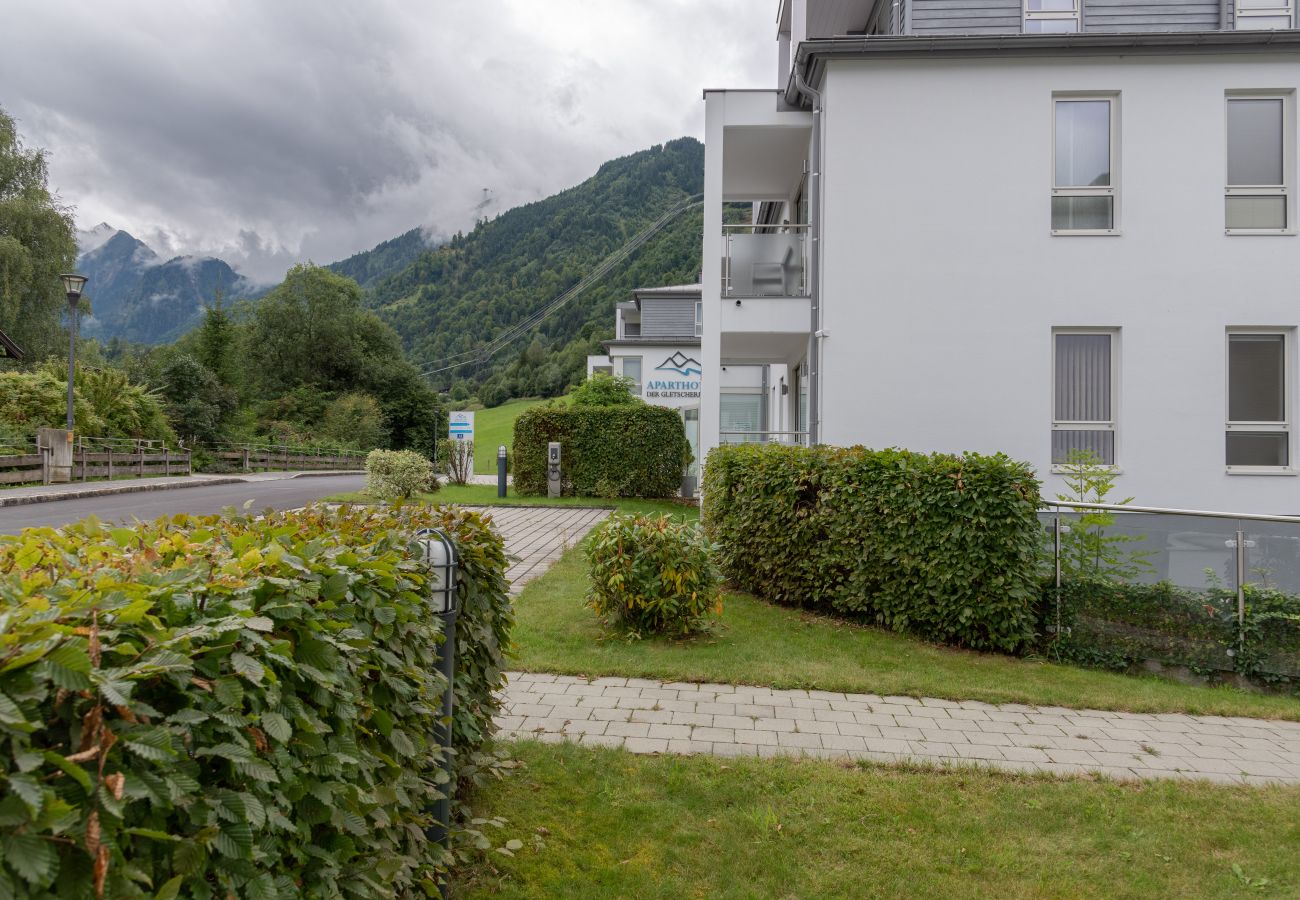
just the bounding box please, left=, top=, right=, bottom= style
left=750, top=244, right=797, bottom=296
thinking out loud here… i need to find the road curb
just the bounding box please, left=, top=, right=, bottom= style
left=0, top=477, right=249, bottom=509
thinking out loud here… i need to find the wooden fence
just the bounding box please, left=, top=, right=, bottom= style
left=203, top=444, right=367, bottom=473
left=0, top=436, right=191, bottom=487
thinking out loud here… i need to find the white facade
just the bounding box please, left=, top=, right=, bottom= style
left=701, top=3, right=1300, bottom=514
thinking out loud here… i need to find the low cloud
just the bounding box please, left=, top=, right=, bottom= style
left=3, top=1, right=772, bottom=282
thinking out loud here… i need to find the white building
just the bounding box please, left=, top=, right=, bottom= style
left=700, top=0, right=1300, bottom=514
left=589, top=284, right=790, bottom=487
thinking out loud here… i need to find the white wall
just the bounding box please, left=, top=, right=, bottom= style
left=819, top=51, right=1300, bottom=514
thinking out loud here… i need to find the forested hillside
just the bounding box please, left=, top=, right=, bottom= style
left=369, top=137, right=704, bottom=405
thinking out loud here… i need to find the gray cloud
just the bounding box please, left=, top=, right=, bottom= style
left=1, top=0, right=773, bottom=282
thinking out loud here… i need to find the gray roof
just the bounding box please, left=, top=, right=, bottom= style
left=786, top=30, right=1300, bottom=103
left=0, top=328, right=23, bottom=360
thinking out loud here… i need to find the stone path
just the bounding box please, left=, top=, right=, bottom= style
left=464, top=506, right=609, bottom=595
left=496, top=673, right=1300, bottom=785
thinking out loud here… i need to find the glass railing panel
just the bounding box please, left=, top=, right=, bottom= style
left=1243, top=518, right=1300, bottom=681
left=721, top=227, right=808, bottom=297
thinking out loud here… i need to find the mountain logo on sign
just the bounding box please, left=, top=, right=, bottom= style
left=656, top=352, right=702, bottom=377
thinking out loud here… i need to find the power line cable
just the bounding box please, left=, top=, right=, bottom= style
left=420, top=194, right=703, bottom=377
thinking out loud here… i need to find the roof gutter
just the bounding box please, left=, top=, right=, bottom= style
left=784, top=29, right=1300, bottom=104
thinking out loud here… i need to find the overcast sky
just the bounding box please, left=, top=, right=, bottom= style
left=2, top=1, right=773, bottom=282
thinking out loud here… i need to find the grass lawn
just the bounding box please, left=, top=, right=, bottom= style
left=329, top=483, right=699, bottom=520
left=456, top=740, right=1300, bottom=899
left=468, top=398, right=553, bottom=475
left=511, top=538, right=1300, bottom=721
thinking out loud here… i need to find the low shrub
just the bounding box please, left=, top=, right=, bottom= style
left=437, top=439, right=473, bottom=486
left=366, top=448, right=437, bottom=500
left=0, top=503, right=511, bottom=897
left=586, top=514, right=722, bottom=636
left=702, top=444, right=1043, bottom=653
left=513, top=405, right=690, bottom=498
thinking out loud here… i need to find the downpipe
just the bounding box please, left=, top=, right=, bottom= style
left=792, top=63, right=823, bottom=445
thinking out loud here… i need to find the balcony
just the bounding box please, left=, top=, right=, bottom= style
left=720, top=430, right=810, bottom=447
left=722, top=224, right=808, bottom=297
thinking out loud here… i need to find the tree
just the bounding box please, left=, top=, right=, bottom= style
left=195, top=290, right=239, bottom=389
left=0, top=106, right=77, bottom=360
left=320, top=391, right=388, bottom=451
left=154, top=353, right=236, bottom=445
left=568, top=372, right=641, bottom=406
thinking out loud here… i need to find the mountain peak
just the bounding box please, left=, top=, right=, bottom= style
left=75, top=222, right=120, bottom=255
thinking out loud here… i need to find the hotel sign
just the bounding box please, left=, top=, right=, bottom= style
left=644, top=352, right=701, bottom=401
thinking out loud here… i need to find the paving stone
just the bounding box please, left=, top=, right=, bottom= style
left=777, top=731, right=823, bottom=749
left=604, top=722, right=651, bottom=738
left=624, top=738, right=669, bottom=754
left=692, top=726, right=736, bottom=742
left=647, top=724, right=693, bottom=740
left=734, top=729, right=779, bottom=746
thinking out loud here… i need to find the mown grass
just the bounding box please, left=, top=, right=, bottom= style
left=456, top=740, right=1300, bottom=899
left=467, top=398, right=552, bottom=475
left=329, top=483, right=699, bottom=520
left=511, top=538, right=1300, bottom=721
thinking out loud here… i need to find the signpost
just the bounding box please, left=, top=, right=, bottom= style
left=449, top=411, right=475, bottom=474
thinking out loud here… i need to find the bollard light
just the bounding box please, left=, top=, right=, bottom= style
left=497, top=444, right=508, bottom=498
left=414, top=527, right=459, bottom=886
left=418, top=528, right=459, bottom=614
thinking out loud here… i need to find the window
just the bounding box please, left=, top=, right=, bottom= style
left=721, top=393, right=763, bottom=443
left=1235, top=0, right=1294, bottom=29
left=1227, top=332, right=1290, bottom=468
left=1053, top=331, right=1117, bottom=465
left=695, top=301, right=703, bottom=337
left=1226, top=95, right=1289, bottom=232
left=1025, top=0, right=1080, bottom=32
left=622, top=357, right=642, bottom=395
left=1052, top=96, right=1116, bottom=233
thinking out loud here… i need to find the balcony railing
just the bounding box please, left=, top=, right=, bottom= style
left=722, top=224, right=809, bottom=297
left=720, top=430, right=810, bottom=446
left=1041, top=500, right=1300, bottom=684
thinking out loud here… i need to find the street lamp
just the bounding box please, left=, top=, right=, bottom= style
left=415, top=528, right=460, bottom=879
left=59, top=273, right=88, bottom=432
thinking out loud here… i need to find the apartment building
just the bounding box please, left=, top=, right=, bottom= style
left=589, top=284, right=782, bottom=487
left=700, top=0, right=1300, bottom=513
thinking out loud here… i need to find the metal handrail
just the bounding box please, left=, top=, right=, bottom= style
left=721, top=222, right=811, bottom=231
left=1044, top=500, right=1300, bottom=526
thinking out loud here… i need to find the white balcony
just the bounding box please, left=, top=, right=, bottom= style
left=723, top=224, right=808, bottom=297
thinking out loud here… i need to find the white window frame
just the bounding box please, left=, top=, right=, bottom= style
left=1225, top=92, right=1294, bottom=235
left=622, top=356, right=643, bottom=396
left=1051, top=94, right=1120, bottom=236
left=1051, top=328, right=1119, bottom=470
left=1225, top=329, right=1294, bottom=474
left=1024, top=0, right=1080, bottom=33
left=695, top=300, right=703, bottom=337
left=1234, top=0, right=1295, bottom=29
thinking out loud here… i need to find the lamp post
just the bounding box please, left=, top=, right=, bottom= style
left=59, top=273, right=88, bottom=431
left=416, top=528, right=459, bottom=882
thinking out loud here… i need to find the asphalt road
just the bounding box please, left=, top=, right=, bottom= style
left=0, top=474, right=366, bottom=534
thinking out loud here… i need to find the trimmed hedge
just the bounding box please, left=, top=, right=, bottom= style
left=513, top=404, right=690, bottom=498
left=702, top=444, right=1043, bottom=653
left=0, top=504, right=510, bottom=898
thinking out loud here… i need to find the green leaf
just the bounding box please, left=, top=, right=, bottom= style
left=155, top=875, right=184, bottom=900
left=214, top=677, right=245, bottom=707
left=261, top=711, right=292, bottom=743
left=3, top=833, right=56, bottom=886
left=244, top=873, right=277, bottom=900
left=43, top=641, right=92, bottom=690
left=230, top=652, right=264, bottom=683
left=7, top=773, right=44, bottom=817
left=212, top=822, right=253, bottom=859
left=42, top=752, right=93, bottom=793
left=243, top=616, right=275, bottom=632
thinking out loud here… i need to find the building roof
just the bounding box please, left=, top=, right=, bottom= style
left=602, top=337, right=701, bottom=354
left=633, top=283, right=702, bottom=298
left=0, top=328, right=23, bottom=360
left=786, top=30, right=1300, bottom=104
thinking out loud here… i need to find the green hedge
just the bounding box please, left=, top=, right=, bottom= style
left=0, top=504, right=510, bottom=898
left=1044, top=579, right=1300, bottom=686
left=513, top=404, right=690, bottom=498
left=702, top=444, right=1043, bottom=653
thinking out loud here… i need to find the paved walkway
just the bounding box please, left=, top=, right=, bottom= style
left=496, top=673, right=1300, bottom=785
left=464, top=506, right=609, bottom=595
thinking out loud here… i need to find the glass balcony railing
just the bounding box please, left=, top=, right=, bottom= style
left=722, top=224, right=809, bottom=297
left=1041, top=501, right=1300, bottom=684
